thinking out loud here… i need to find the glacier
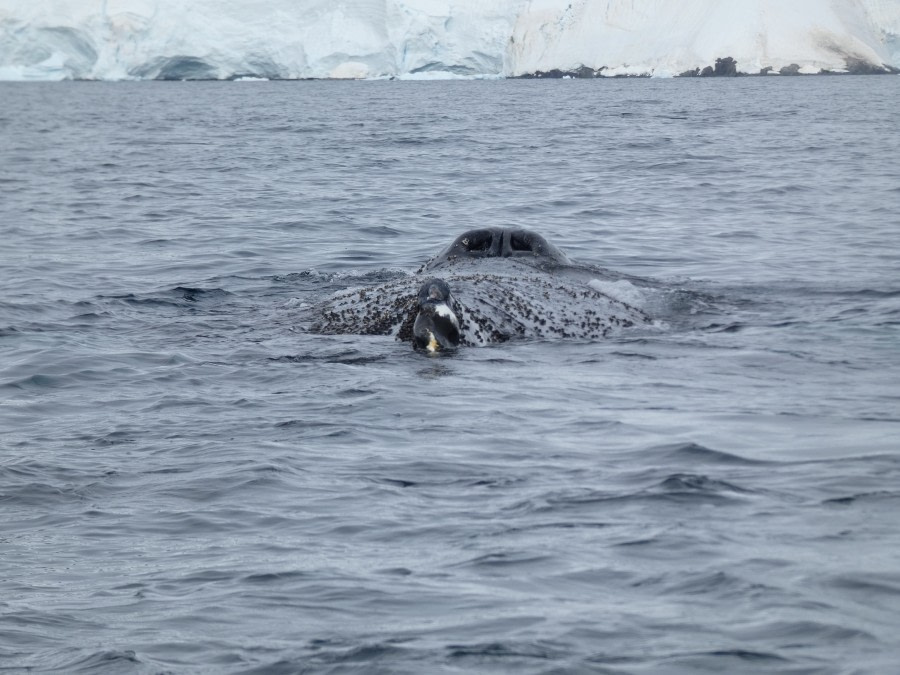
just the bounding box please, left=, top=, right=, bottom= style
left=1, top=0, right=898, bottom=81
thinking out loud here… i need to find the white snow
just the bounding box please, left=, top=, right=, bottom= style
left=862, top=0, right=900, bottom=64
left=0, top=0, right=897, bottom=81
left=506, top=0, right=898, bottom=76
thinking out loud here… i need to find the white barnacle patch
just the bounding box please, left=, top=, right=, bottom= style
left=426, top=330, right=439, bottom=353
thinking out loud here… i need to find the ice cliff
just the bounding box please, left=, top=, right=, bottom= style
left=1, top=0, right=898, bottom=81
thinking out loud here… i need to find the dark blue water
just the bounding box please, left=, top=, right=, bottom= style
left=1, top=78, right=899, bottom=674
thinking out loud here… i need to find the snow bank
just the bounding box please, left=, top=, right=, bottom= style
left=0, top=0, right=896, bottom=81
left=506, top=0, right=897, bottom=76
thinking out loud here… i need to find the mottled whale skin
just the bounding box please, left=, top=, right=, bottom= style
left=310, top=228, right=651, bottom=348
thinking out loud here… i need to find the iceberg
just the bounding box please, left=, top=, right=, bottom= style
left=0, top=0, right=897, bottom=81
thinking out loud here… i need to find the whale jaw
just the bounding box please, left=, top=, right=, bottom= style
left=413, top=279, right=460, bottom=353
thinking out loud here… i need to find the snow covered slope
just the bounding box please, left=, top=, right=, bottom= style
left=507, top=0, right=900, bottom=77
left=0, top=0, right=897, bottom=81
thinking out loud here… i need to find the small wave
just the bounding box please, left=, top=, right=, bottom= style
left=272, top=270, right=321, bottom=283
left=704, top=649, right=788, bottom=661
left=1, top=373, right=65, bottom=391
left=390, top=136, right=434, bottom=146
left=170, top=286, right=232, bottom=302
left=655, top=649, right=790, bottom=668
left=240, top=641, right=411, bottom=672
left=4, top=368, right=132, bottom=395
left=241, top=570, right=311, bottom=584
left=90, top=430, right=137, bottom=446
left=358, top=225, right=403, bottom=236
left=651, top=472, right=751, bottom=501
left=98, top=286, right=232, bottom=308
left=609, top=350, right=657, bottom=359
left=825, top=572, right=900, bottom=618
left=737, top=619, right=875, bottom=643
left=520, top=473, right=753, bottom=515
left=0, top=483, right=75, bottom=510
left=781, top=286, right=900, bottom=300
left=823, top=490, right=900, bottom=505
left=650, top=442, right=769, bottom=466
left=269, top=350, right=387, bottom=365
left=661, top=569, right=774, bottom=597
left=452, top=551, right=553, bottom=569
left=48, top=649, right=142, bottom=672
left=755, top=183, right=814, bottom=194
left=701, top=321, right=744, bottom=333
left=447, top=640, right=563, bottom=660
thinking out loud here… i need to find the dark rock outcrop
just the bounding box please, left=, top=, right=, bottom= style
left=515, top=54, right=898, bottom=80
left=698, top=57, right=738, bottom=77
left=844, top=57, right=899, bottom=74
left=516, top=64, right=651, bottom=78
left=714, top=57, right=738, bottom=76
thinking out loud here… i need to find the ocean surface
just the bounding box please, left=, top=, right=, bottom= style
left=1, top=77, right=899, bottom=674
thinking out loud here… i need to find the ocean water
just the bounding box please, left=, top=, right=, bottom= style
left=1, top=77, right=899, bottom=674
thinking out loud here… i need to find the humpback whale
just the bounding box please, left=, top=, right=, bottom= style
left=309, top=228, right=651, bottom=351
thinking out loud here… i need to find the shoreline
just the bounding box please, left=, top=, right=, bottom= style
left=3, top=56, right=898, bottom=83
